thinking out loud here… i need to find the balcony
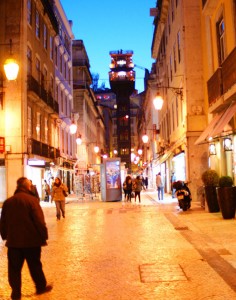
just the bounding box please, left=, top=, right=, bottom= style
left=27, top=75, right=59, bottom=113
left=207, top=46, right=236, bottom=106
left=28, top=138, right=60, bottom=159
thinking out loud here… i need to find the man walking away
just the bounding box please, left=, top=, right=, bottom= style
left=156, top=172, right=164, bottom=200
left=0, top=177, right=52, bottom=300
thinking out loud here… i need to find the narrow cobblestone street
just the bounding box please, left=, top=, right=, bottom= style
left=1, top=190, right=236, bottom=299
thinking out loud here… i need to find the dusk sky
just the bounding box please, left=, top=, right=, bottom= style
left=60, top=0, right=156, bottom=93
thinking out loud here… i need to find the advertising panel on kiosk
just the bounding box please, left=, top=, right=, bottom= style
left=101, top=158, right=122, bottom=201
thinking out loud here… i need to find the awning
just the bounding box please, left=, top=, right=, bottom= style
left=211, top=101, right=236, bottom=136
left=195, top=101, right=236, bottom=145
left=194, top=112, right=224, bottom=145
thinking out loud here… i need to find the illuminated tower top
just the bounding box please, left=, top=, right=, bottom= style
left=109, top=50, right=135, bottom=83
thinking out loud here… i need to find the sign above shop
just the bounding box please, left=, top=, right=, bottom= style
left=28, top=159, right=45, bottom=166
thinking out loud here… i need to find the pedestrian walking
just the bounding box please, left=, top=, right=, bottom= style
left=124, top=175, right=133, bottom=202
left=0, top=177, right=52, bottom=300
left=123, top=180, right=128, bottom=201
left=51, top=177, right=68, bottom=220
left=133, top=175, right=143, bottom=203
left=170, top=172, right=176, bottom=198
left=144, top=176, right=148, bottom=189
left=156, top=172, right=164, bottom=200
left=43, top=179, right=50, bottom=202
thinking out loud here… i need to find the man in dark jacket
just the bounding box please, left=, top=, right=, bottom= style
left=0, top=177, right=52, bottom=300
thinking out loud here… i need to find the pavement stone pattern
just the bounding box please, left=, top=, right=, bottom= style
left=1, top=191, right=236, bottom=299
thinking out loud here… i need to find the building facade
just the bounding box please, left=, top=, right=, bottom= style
left=72, top=40, right=106, bottom=173
left=147, top=0, right=207, bottom=200
left=0, top=0, right=76, bottom=201
left=199, top=0, right=236, bottom=181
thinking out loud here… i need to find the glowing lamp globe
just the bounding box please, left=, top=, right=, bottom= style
left=153, top=95, right=164, bottom=110
left=94, top=146, right=99, bottom=153
left=69, top=122, right=77, bottom=134
left=4, top=58, right=19, bottom=80
left=142, top=134, right=149, bottom=144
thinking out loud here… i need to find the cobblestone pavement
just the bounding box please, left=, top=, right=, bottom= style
left=1, top=190, right=236, bottom=299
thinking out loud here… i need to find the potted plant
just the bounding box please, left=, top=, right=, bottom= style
left=201, top=169, right=220, bottom=212
left=216, top=176, right=236, bottom=219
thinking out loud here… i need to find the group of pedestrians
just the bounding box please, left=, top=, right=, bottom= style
left=123, top=175, right=145, bottom=203
left=0, top=175, right=68, bottom=299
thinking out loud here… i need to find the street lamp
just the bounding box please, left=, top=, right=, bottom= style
left=55, top=115, right=77, bottom=134
left=153, top=86, right=183, bottom=110
left=142, top=128, right=160, bottom=144
left=1, top=39, right=19, bottom=80
left=76, top=134, right=82, bottom=145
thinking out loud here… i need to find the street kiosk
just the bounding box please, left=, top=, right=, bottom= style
left=101, top=158, right=122, bottom=201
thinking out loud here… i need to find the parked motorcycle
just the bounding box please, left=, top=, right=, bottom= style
left=173, top=180, right=192, bottom=211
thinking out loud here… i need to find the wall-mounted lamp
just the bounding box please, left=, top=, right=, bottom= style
left=76, top=134, right=82, bottom=145
left=137, top=149, right=143, bottom=155
left=94, top=145, right=99, bottom=153
left=209, top=143, right=216, bottom=155
left=1, top=39, right=19, bottom=80
left=55, top=115, right=77, bottom=134
left=142, top=128, right=160, bottom=144
left=142, top=134, right=149, bottom=144
left=223, top=137, right=232, bottom=151
left=153, top=93, right=164, bottom=110
left=153, top=86, right=183, bottom=111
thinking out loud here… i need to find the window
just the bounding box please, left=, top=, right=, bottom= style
left=42, top=67, right=47, bottom=89
left=27, top=0, right=32, bottom=25
left=27, top=46, right=32, bottom=75
left=44, top=117, right=48, bottom=143
left=50, top=36, right=53, bottom=60
left=170, top=55, right=173, bottom=81
left=173, top=44, right=177, bottom=72
left=61, top=90, right=64, bottom=113
left=177, top=31, right=181, bottom=63
left=50, top=75, right=54, bottom=95
left=55, top=45, right=58, bottom=66
left=35, top=57, right=40, bottom=82
left=171, top=0, right=174, bottom=21
left=176, top=96, right=179, bottom=127
left=55, top=84, right=59, bottom=101
left=217, top=17, right=226, bottom=64
left=35, top=10, right=40, bottom=38
left=27, top=106, right=32, bottom=138
left=36, top=112, right=41, bottom=141
left=60, top=54, right=63, bottom=73
left=43, top=24, right=47, bottom=49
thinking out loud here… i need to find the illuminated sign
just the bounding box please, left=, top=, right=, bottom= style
left=28, top=159, right=45, bottom=166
